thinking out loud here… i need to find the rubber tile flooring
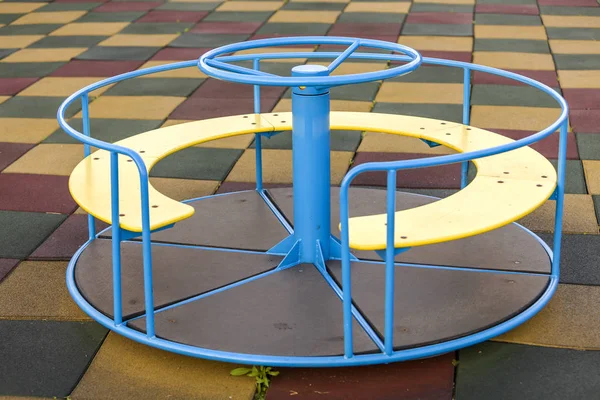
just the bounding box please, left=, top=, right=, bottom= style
left=0, top=0, right=599, bottom=399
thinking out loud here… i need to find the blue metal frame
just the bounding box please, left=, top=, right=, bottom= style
left=57, top=36, right=568, bottom=367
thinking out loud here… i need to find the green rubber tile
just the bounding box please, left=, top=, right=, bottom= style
left=336, top=12, right=406, bottom=24
left=0, top=24, right=60, bottom=35
left=155, top=2, right=220, bottom=11
left=105, top=77, right=204, bottom=97
left=540, top=233, right=600, bottom=285
left=169, top=32, right=249, bottom=48
left=256, top=22, right=331, bottom=35
left=402, top=23, right=473, bottom=37
left=251, top=130, right=362, bottom=151
left=471, top=85, right=560, bottom=107
left=475, top=13, right=542, bottom=25
left=456, top=342, right=600, bottom=400
left=202, top=11, right=274, bottom=22
left=0, top=96, right=80, bottom=119
left=474, top=38, right=550, bottom=53
left=44, top=118, right=163, bottom=144
left=411, top=4, right=474, bottom=12
left=576, top=134, right=600, bottom=160
left=282, top=1, right=347, bottom=11
left=75, top=11, right=145, bottom=23
left=38, top=2, right=101, bottom=11
left=554, top=55, right=600, bottom=70
left=540, top=6, right=600, bottom=16
left=76, top=46, right=161, bottom=61
left=0, top=320, right=107, bottom=398
left=594, top=195, right=600, bottom=225
left=373, top=103, right=463, bottom=123
left=0, top=62, right=64, bottom=78
left=0, top=49, right=15, bottom=61
left=547, top=27, right=600, bottom=40
left=120, top=22, right=194, bottom=35
left=550, top=159, right=588, bottom=194
left=390, top=65, right=464, bottom=83
left=149, top=147, right=243, bottom=180
left=28, top=35, right=107, bottom=49
left=0, top=14, right=21, bottom=25
left=0, top=211, right=66, bottom=258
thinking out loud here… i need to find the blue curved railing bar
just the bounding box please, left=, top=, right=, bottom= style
left=57, top=40, right=568, bottom=366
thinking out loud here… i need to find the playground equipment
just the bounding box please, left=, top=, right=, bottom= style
left=58, top=37, right=568, bottom=367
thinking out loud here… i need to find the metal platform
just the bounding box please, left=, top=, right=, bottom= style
left=74, top=188, right=552, bottom=359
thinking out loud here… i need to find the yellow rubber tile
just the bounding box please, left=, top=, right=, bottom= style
left=82, top=96, right=186, bottom=120
left=273, top=98, right=372, bottom=113
left=518, top=194, right=599, bottom=234
left=291, top=0, right=348, bottom=2
left=358, top=131, right=455, bottom=155
left=0, top=261, right=89, bottom=321
left=583, top=160, right=600, bottom=195
left=557, top=70, right=600, bottom=89
left=0, top=96, right=8, bottom=105
left=345, top=2, right=410, bottom=13
left=376, top=82, right=463, bottom=104
left=0, top=35, right=44, bottom=49
left=99, top=34, right=178, bottom=47
left=216, top=1, right=283, bottom=11
left=268, top=10, right=340, bottom=23
left=19, top=77, right=110, bottom=97
left=69, top=333, right=255, bottom=400
left=3, top=144, right=84, bottom=176
left=11, top=11, right=86, bottom=25
left=226, top=149, right=353, bottom=184
left=0, top=118, right=59, bottom=143
left=1, top=48, right=87, bottom=63
left=414, top=0, right=474, bottom=4
left=311, top=61, right=386, bottom=75
left=138, top=61, right=207, bottom=78
left=149, top=178, right=218, bottom=201
left=471, top=106, right=562, bottom=131
left=475, top=25, right=547, bottom=40
left=161, top=119, right=255, bottom=148
left=495, top=284, right=600, bottom=350
left=473, top=51, right=555, bottom=70
left=550, top=40, right=600, bottom=55
left=51, top=22, right=129, bottom=36
left=0, top=2, right=45, bottom=13
left=542, top=15, right=600, bottom=28
left=399, top=36, right=473, bottom=52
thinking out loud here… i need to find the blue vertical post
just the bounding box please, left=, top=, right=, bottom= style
left=461, top=67, right=471, bottom=189
left=253, top=58, right=263, bottom=191
left=384, top=170, right=396, bottom=355
left=139, top=172, right=155, bottom=338
left=81, top=94, right=96, bottom=240
left=340, top=180, right=353, bottom=358
left=110, top=152, right=123, bottom=325
left=291, top=65, right=331, bottom=262
left=551, top=120, right=568, bottom=278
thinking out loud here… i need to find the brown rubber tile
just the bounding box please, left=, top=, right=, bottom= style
left=495, top=129, right=579, bottom=160
left=0, top=173, right=77, bottom=214
left=0, top=77, right=38, bottom=96
left=136, top=10, right=209, bottom=23
left=563, top=89, right=600, bottom=110
left=475, top=4, right=539, bottom=15
left=0, top=143, right=35, bottom=172
left=570, top=109, right=600, bottom=133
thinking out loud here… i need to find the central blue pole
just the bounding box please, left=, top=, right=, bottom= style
left=291, top=65, right=331, bottom=263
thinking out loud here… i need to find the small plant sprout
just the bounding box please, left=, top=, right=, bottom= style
left=231, top=366, right=280, bottom=400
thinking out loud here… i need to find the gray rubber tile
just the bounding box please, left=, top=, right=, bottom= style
left=336, top=12, right=406, bottom=24
left=0, top=49, right=15, bottom=60
left=540, top=6, right=600, bottom=16
left=0, top=96, right=80, bottom=119
left=594, top=195, right=600, bottom=226
left=576, top=134, right=600, bottom=160
left=38, top=2, right=101, bottom=11
left=471, top=85, right=560, bottom=107
left=28, top=35, right=107, bottom=48
left=76, top=11, right=145, bottom=22
left=202, top=11, right=273, bottom=22
left=105, top=77, right=204, bottom=97
left=411, top=3, right=474, bottom=12
left=456, top=342, right=600, bottom=400
left=282, top=1, right=346, bottom=10
left=0, top=62, right=64, bottom=78
left=546, top=28, right=600, bottom=40
left=45, top=118, right=163, bottom=144
left=256, top=22, right=331, bottom=35
left=169, top=33, right=249, bottom=48
left=373, top=103, right=463, bottom=123
left=474, top=39, right=549, bottom=53
left=0, top=24, right=60, bottom=35
left=539, top=233, right=600, bottom=285
left=76, top=46, right=161, bottom=61
left=402, top=23, right=473, bottom=36
left=155, top=2, right=220, bottom=11
left=0, top=14, right=23, bottom=24
left=120, top=22, right=194, bottom=34
left=0, top=211, right=67, bottom=258
left=475, top=13, right=542, bottom=25
left=251, top=130, right=362, bottom=151
left=0, top=259, right=19, bottom=282
left=149, top=147, right=243, bottom=180
left=390, top=65, right=464, bottom=83
left=554, top=55, right=600, bottom=70
left=0, top=320, right=107, bottom=397
left=550, top=159, right=587, bottom=194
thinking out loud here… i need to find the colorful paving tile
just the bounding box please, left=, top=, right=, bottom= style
left=0, top=0, right=599, bottom=398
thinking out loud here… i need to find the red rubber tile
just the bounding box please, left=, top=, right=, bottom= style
left=170, top=97, right=279, bottom=119
left=563, top=89, right=600, bottom=110
left=0, top=143, right=35, bottom=172
left=352, top=152, right=461, bottom=189
left=94, top=1, right=161, bottom=12
left=570, top=110, right=600, bottom=133
left=473, top=70, right=559, bottom=87
left=268, top=353, right=455, bottom=400
left=150, top=47, right=211, bottom=61
left=191, top=79, right=286, bottom=99
left=0, top=78, right=39, bottom=96
left=326, top=34, right=400, bottom=42
left=251, top=33, right=318, bottom=40
left=406, top=12, right=473, bottom=25
left=216, top=182, right=290, bottom=194
left=495, top=129, right=579, bottom=160
left=328, top=23, right=402, bottom=37
left=136, top=11, right=208, bottom=23
left=475, top=4, right=539, bottom=15
left=0, top=173, right=77, bottom=214
left=30, top=214, right=109, bottom=260
left=0, top=259, right=19, bottom=283
left=50, top=60, right=144, bottom=77
left=55, top=0, right=109, bottom=3
left=191, top=21, right=263, bottom=34
left=420, top=50, right=472, bottom=63
left=538, top=0, right=598, bottom=5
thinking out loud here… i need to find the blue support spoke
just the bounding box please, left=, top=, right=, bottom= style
left=207, top=58, right=277, bottom=77
left=327, top=40, right=361, bottom=73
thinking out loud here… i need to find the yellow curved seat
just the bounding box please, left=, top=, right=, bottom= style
left=69, top=112, right=556, bottom=247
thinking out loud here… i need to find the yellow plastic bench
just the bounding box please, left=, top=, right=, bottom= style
left=69, top=112, right=556, bottom=249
